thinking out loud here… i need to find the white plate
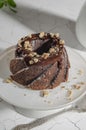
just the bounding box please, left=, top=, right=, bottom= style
left=0, top=46, right=86, bottom=111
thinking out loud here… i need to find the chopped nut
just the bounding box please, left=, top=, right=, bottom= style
left=42, top=53, right=50, bottom=59
left=50, top=33, right=54, bottom=37
left=41, top=90, right=49, bottom=97
left=33, top=58, right=38, bottom=63
left=28, top=52, right=37, bottom=57
left=29, top=60, right=34, bottom=64
left=59, top=40, right=65, bottom=45
left=39, top=32, right=45, bottom=38
left=5, top=77, right=13, bottom=83
left=25, top=41, right=30, bottom=45
left=36, top=54, right=40, bottom=57
left=73, top=84, right=81, bottom=89
left=67, top=90, right=72, bottom=97
left=28, top=53, right=34, bottom=57
left=49, top=48, right=56, bottom=53
left=24, top=41, right=31, bottom=49
left=79, top=82, right=85, bottom=85
left=55, top=33, right=59, bottom=38
left=32, top=52, right=37, bottom=56
left=18, top=40, right=22, bottom=47
left=55, top=46, right=59, bottom=52
left=27, top=47, right=32, bottom=51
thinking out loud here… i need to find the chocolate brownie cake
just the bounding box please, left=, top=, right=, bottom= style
left=10, top=32, right=70, bottom=90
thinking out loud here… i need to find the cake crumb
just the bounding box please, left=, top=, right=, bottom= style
left=33, top=58, right=38, bottom=63
left=73, top=84, right=81, bottom=89
left=5, top=77, right=13, bottom=83
left=41, top=90, right=49, bottom=97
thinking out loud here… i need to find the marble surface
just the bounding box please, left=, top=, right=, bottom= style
left=0, top=0, right=86, bottom=130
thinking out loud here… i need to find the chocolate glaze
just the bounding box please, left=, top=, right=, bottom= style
left=10, top=32, right=70, bottom=90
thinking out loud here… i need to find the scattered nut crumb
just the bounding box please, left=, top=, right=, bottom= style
left=77, top=69, right=84, bottom=75
left=79, top=82, right=85, bottom=85
left=39, top=32, right=45, bottom=38
left=73, top=84, right=81, bottom=89
left=41, top=90, right=49, bottom=97
left=67, top=90, right=72, bottom=97
left=5, top=77, right=13, bottom=83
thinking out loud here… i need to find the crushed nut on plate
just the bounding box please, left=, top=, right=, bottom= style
left=40, top=90, right=49, bottom=97
left=77, top=69, right=84, bottom=75
left=5, top=77, right=13, bottom=83
left=67, top=90, right=72, bottom=97
left=73, top=84, right=81, bottom=89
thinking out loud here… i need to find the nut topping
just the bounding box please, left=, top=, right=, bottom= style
left=55, top=33, right=59, bottom=38
left=50, top=33, right=54, bottom=37
left=39, top=32, right=45, bottom=38
left=49, top=48, right=56, bottom=53
left=41, top=53, right=50, bottom=59
left=59, top=40, right=65, bottom=45
left=33, top=58, right=38, bottom=63
left=29, top=60, right=34, bottom=65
